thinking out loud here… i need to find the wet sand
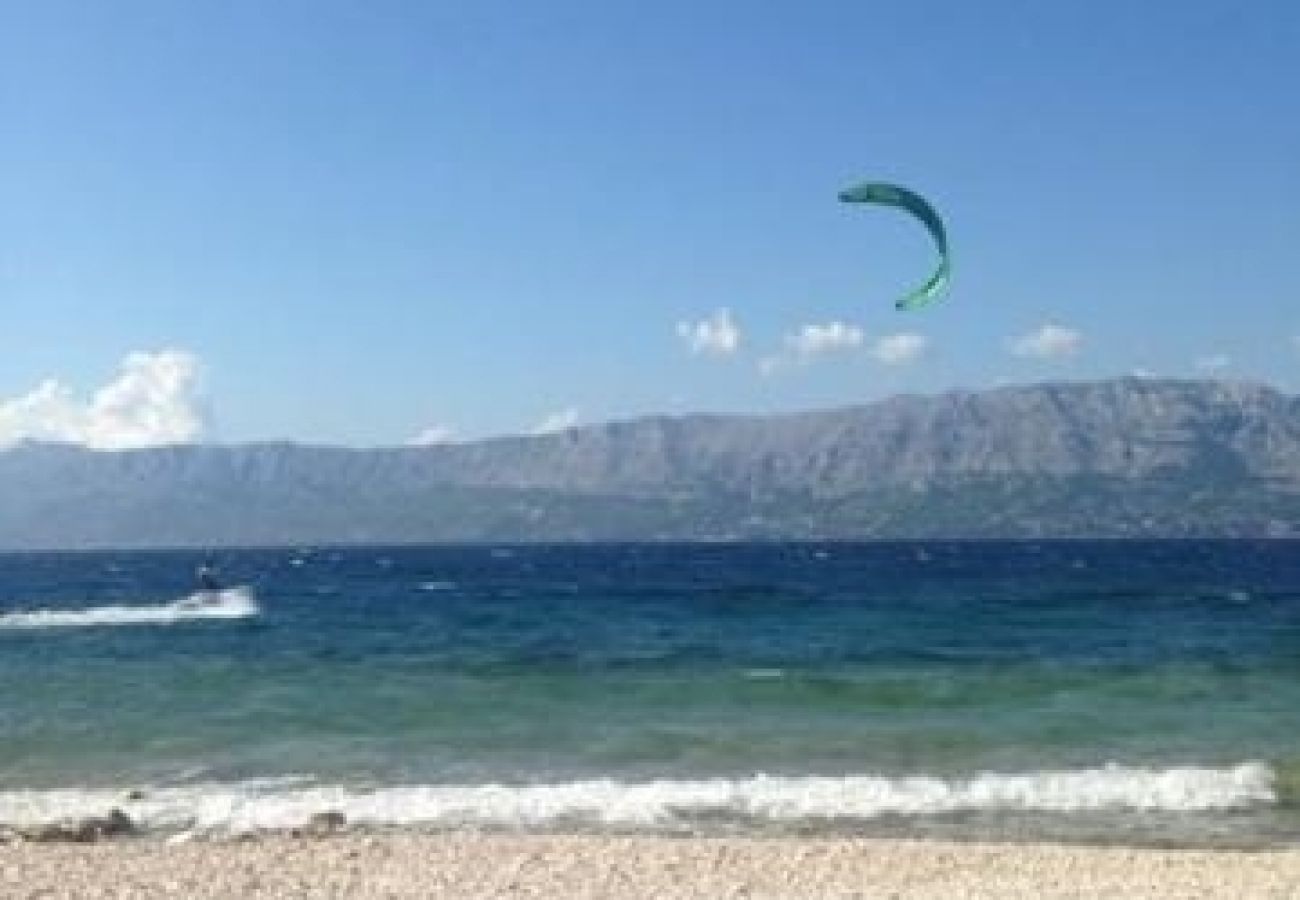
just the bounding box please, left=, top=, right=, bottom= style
left=3, top=833, right=1298, bottom=899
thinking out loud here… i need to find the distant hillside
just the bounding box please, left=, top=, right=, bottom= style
left=1, top=379, right=1297, bottom=548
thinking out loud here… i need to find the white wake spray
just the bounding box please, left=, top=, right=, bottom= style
left=0, top=587, right=258, bottom=630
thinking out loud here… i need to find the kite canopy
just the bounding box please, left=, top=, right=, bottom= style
left=838, top=181, right=950, bottom=311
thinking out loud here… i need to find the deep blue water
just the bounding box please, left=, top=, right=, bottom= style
left=0, top=542, right=1297, bottom=844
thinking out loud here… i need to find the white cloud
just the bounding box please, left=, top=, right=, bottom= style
left=1009, top=324, right=1083, bottom=359
left=676, top=308, right=740, bottom=356
left=870, top=332, right=928, bottom=366
left=0, top=350, right=204, bottom=450
left=1196, top=354, right=1231, bottom=373
left=531, top=407, right=579, bottom=435
left=759, top=321, right=864, bottom=375
left=787, top=321, right=864, bottom=357
left=409, top=424, right=457, bottom=445
left=761, top=322, right=929, bottom=374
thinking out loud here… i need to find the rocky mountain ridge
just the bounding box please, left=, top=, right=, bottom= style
left=1, top=379, right=1296, bottom=547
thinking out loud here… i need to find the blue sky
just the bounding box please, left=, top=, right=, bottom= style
left=2, top=1, right=1298, bottom=446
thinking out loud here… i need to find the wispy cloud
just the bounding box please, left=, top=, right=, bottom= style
left=1195, top=354, right=1231, bottom=373
left=0, top=350, right=205, bottom=450
left=786, top=321, right=864, bottom=357
left=1008, top=324, right=1083, bottom=359
left=870, top=332, right=928, bottom=366
left=676, top=308, right=740, bottom=356
left=761, top=323, right=929, bottom=374
left=761, top=321, right=864, bottom=374
left=532, top=407, right=579, bottom=435
left=409, top=424, right=457, bottom=445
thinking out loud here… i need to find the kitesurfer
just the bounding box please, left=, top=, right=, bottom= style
left=196, top=561, right=221, bottom=593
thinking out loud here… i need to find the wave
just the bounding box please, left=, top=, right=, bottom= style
left=0, top=763, right=1273, bottom=835
left=0, top=587, right=259, bottom=630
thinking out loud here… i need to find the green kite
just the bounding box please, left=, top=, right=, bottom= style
left=838, top=181, right=950, bottom=311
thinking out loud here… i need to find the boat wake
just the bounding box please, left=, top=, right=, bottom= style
left=0, top=587, right=259, bottom=630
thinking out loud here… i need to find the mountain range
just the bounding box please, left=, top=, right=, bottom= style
left=1, top=378, right=1297, bottom=548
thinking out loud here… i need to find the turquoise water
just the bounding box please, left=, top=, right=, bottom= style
left=0, top=542, right=1296, bottom=845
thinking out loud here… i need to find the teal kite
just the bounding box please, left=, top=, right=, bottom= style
left=838, top=181, right=950, bottom=311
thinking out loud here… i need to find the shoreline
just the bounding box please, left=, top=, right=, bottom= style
left=3, top=832, right=1299, bottom=899
left=0, top=760, right=1285, bottom=846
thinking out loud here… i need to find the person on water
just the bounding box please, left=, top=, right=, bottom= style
left=196, top=561, right=221, bottom=593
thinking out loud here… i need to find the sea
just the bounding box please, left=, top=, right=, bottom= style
left=0, top=542, right=1296, bottom=846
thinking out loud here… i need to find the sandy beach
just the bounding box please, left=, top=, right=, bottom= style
left=2, top=833, right=1297, bottom=899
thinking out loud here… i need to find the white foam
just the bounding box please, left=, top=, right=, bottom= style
left=0, top=763, right=1273, bottom=835
left=0, top=587, right=259, bottom=630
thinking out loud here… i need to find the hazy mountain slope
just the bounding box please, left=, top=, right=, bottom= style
left=1, top=379, right=1296, bottom=547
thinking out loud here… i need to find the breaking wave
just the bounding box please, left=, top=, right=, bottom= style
left=0, top=587, right=259, bottom=630
left=0, top=763, right=1274, bottom=836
